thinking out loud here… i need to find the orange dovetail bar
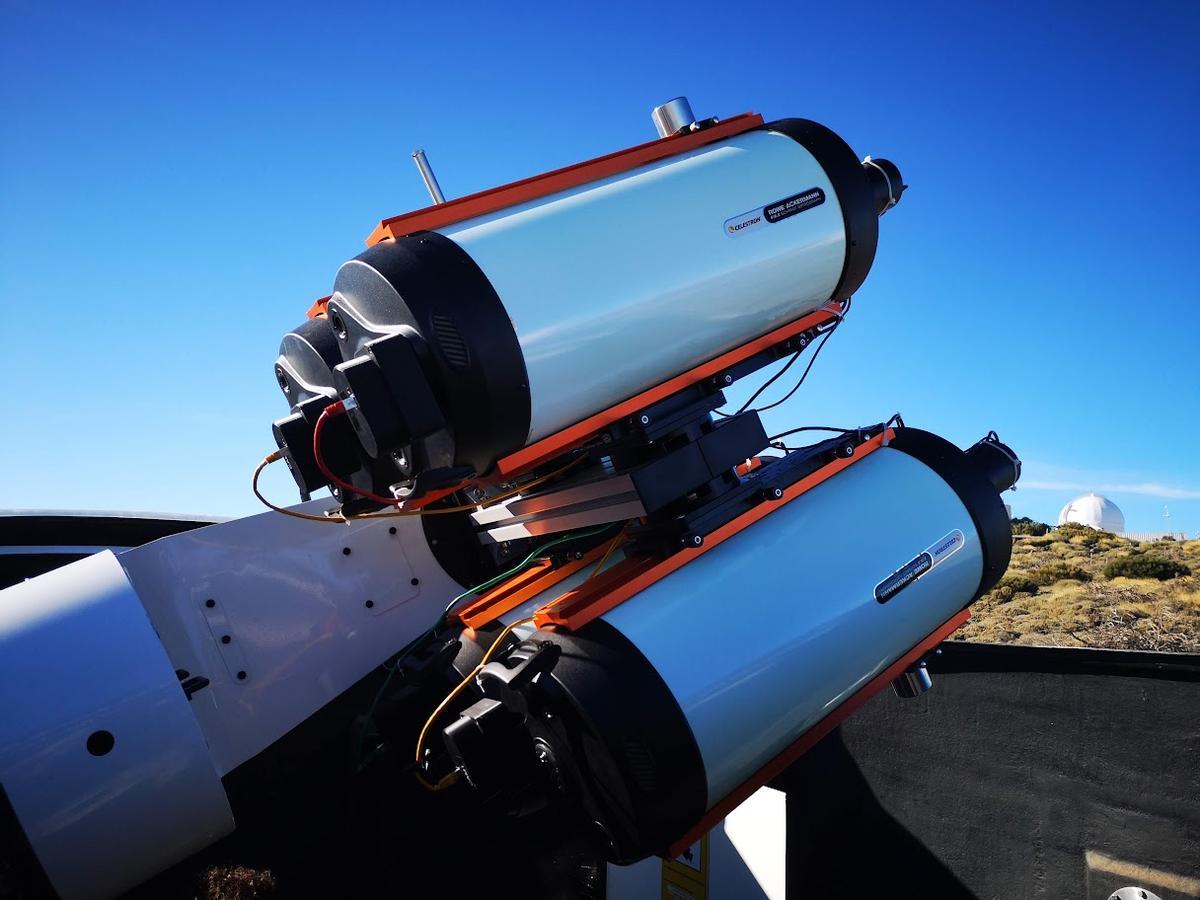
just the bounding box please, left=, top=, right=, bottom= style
left=665, top=607, right=971, bottom=858
left=494, top=303, right=844, bottom=480
left=533, top=429, right=891, bottom=632
left=453, top=540, right=610, bottom=630
left=365, top=113, right=765, bottom=247
left=306, top=295, right=331, bottom=319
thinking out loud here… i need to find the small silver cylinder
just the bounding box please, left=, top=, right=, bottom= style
left=651, top=97, right=697, bottom=138
left=892, top=661, right=934, bottom=698
left=412, top=149, right=446, bottom=205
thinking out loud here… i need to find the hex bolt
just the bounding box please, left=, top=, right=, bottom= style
left=723, top=374, right=733, bottom=385
left=389, top=526, right=397, bottom=535
left=86, top=730, right=115, bottom=757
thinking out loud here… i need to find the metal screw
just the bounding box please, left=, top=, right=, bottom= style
left=365, top=600, right=375, bottom=609
left=342, top=547, right=352, bottom=556
left=723, top=374, right=733, bottom=385
left=411, top=577, right=420, bottom=586
left=639, top=415, right=650, bottom=425
left=236, top=671, right=247, bottom=681
left=389, top=526, right=397, bottom=535
left=205, top=599, right=216, bottom=609
left=221, top=635, right=231, bottom=644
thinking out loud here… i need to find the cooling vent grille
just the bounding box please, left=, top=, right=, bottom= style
left=624, top=740, right=658, bottom=793
left=431, top=313, right=470, bottom=370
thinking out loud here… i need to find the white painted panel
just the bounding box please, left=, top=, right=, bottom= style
left=117, top=502, right=463, bottom=775
left=0, top=551, right=233, bottom=900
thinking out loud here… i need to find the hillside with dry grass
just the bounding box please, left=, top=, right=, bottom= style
left=959, top=521, right=1200, bottom=651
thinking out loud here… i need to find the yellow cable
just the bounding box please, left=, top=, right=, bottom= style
left=252, top=452, right=349, bottom=523
left=251, top=453, right=586, bottom=524
left=412, top=616, right=535, bottom=784
left=585, top=532, right=626, bottom=581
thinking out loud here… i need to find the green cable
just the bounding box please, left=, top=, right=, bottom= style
left=354, top=522, right=620, bottom=771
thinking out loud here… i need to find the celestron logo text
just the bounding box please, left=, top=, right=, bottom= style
left=723, top=186, right=825, bottom=237
left=728, top=215, right=762, bottom=233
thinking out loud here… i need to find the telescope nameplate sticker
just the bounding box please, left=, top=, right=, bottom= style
left=724, top=187, right=826, bottom=237
left=874, top=529, right=966, bottom=603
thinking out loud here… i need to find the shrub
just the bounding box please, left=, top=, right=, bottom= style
left=1103, top=554, right=1191, bottom=581
left=1011, top=517, right=1049, bottom=536
left=1054, top=522, right=1104, bottom=547
left=994, top=574, right=1040, bottom=600
left=1030, top=563, right=1093, bottom=586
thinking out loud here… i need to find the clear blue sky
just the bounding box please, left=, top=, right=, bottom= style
left=2, top=0, right=1198, bottom=532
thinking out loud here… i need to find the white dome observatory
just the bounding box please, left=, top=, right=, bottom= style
left=1057, top=493, right=1125, bottom=533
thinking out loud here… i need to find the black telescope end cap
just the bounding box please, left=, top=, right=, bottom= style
left=966, top=433, right=1021, bottom=494
left=863, top=157, right=906, bottom=215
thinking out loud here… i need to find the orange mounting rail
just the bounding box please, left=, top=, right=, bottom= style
left=533, top=429, right=891, bottom=632
left=306, top=295, right=331, bottom=319
left=495, top=303, right=844, bottom=480
left=665, top=607, right=971, bottom=858
left=366, top=113, right=765, bottom=247
left=453, top=541, right=610, bottom=630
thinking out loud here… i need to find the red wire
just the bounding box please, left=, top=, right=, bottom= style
left=312, top=403, right=405, bottom=507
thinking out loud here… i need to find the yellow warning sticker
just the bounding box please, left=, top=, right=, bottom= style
left=661, top=834, right=708, bottom=900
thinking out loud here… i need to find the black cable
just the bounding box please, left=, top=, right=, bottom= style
left=724, top=351, right=802, bottom=416
left=752, top=324, right=838, bottom=415
left=714, top=299, right=850, bottom=420
left=766, top=425, right=855, bottom=442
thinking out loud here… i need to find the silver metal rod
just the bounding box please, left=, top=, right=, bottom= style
left=412, top=149, right=446, bottom=204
